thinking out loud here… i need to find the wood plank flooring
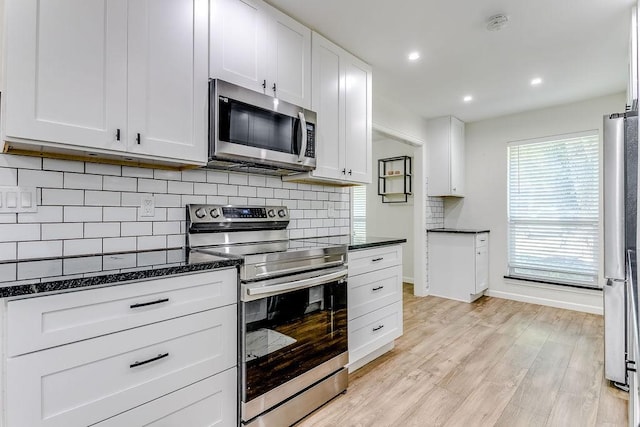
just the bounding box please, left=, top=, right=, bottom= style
left=296, top=284, right=628, bottom=427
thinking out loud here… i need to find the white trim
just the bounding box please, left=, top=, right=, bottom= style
left=485, top=289, right=603, bottom=315
left=507, top=129, right=599, bottom=147
left=402, top=276, right=414, bottom=284
left=372, top=123, right=425, bottom=147
left=347, top=342, right=395, bottom=373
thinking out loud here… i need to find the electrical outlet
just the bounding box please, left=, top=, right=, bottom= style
left=140, top=195, right=155, bottom=217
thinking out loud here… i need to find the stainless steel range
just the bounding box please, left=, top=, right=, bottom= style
left=186, top=205, right=348, bottom=427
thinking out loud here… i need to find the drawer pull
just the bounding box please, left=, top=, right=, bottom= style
left=130, top=298, right=170, bottom=309
left=372, top=286, right=384, bottom=291
left=372, top=325, right=384, bottom=332
left=130, top=352, right=169, bottom=369
left=372, top=257, right=384, bottom=262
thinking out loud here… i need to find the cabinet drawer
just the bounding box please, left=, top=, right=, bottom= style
left=475, top=233, right=489, bottom=248
left=7, top=268, right=237, bottom=356
left=349, top=265, right=402, bottom=320
left=7, top=306, right=237, bottom=427
left=348, top=245, right=402, bottom=277
left=94, top=367, right=237, bottom=427
left=349, top=301, right=402, bottom=365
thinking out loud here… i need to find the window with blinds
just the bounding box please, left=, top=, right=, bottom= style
left=352, top=186, right=367, bottom=238
left=507, top=131, right=600, bottom=287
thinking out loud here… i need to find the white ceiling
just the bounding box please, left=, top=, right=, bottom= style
left=266, top=0, right=636, bottom=123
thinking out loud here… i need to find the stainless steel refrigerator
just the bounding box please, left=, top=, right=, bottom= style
left=603, top=110, right=638, bottom=394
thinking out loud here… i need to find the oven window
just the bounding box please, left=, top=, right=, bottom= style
left=243, top=281, right=347, bottom=402
left=219, top=97, right=299, bottom=154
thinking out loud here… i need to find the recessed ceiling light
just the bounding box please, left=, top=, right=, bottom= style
left=463, top=95, right=473, bottom=103
left=531, top=77, right=543, bottom=86
left=408, top=52, right=420, bottom=61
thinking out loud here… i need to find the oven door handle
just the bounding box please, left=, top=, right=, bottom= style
left=246, top=269, right=347, bottom=297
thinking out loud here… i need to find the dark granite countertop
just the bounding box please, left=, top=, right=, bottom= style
left=0, top=248, right=242, bottom=299
left=348, top=235, right=407, bottom=250
left=428, top=228, right=490, bottom=234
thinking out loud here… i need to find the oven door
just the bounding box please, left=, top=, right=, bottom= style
left=241, top=267, right=347, bottom=422
left=211, top=79, right=316, bottom=171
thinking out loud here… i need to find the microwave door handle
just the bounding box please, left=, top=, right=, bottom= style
left=298, top=112, right=308, bottom=162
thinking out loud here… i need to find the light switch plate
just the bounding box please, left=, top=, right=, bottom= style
left=0, top=186, right=37, bottom=213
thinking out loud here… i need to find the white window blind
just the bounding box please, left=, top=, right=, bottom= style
left=352, top=186, right=367, bottom=238
left=507, top=131, right=600, bottom=287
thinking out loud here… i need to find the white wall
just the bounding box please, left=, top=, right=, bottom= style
left=445, top=92, right=626, bottom=314
left=368, top=137, right=415, bottom=282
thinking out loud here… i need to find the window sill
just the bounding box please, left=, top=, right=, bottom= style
left=503, top=275, right=602, bottom=291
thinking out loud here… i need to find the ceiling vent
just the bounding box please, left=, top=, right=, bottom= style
left=486, top=14, right=509, bottom=31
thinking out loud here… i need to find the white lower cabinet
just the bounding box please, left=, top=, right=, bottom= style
left=4, top=269, right=238, bottom=427
left=94, top=368, right=237, bottom=427
left=348, top=245, right=403, bottom=372
left=427, top=231, right=490, bottom=302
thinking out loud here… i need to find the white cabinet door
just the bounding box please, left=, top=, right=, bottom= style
left=475, top=244, right=489, bottom=292
left=267, top=6, right=311, bottom=109
left=210, top=0, right=268, bottom=94
left=127, top=0, right=208, bottom=163
left=343, top=57, right=372, bottom=184
left=449, top=117, right=465, bottom=196
left=310, top=33, right=344, bottom=180
left=94, top=368, right=237, bottom=427
left=4, top=0, right=127, bottom=151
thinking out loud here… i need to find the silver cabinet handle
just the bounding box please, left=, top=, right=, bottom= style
left=298, top=112, right=308, bottom=163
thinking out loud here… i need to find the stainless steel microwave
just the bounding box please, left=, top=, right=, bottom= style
left=208, top=79, right=317, bottom=173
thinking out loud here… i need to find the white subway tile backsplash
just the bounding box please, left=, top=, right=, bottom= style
left=0, top=214, right=17, bottom=224
left=64, top=256, right=102, bottom=275
left=298, top=200, right=311, bottom=209
left=103, top=253, right=137, bottom=270
left=0, top=242, right=17, bottom=261
left=289, top=229, right=304, bottom=239
left=42, top=223, right=83, bottom=240
left=0, top=224, right=40, bottom=242
left=18, top=240, right=62, bottom=259
left=289, top=190, right=303, bottom=199
left=247, top=198, right=266, bottom=205
left=154, top=194, right=182, bottom=208
left=18, top=259, right=61, bottom=280
left=181, top=195, right=206, bottom=205
left=85, top=222, right=120, bottom=238
left=167, top=234, right=185, bottom=248
left=19, top=169, right=63, bottom=188
left=207, top=170, right=229, bottom=184
left=122, top=166, right=153, bottom=178
left=193, top=183, right=217, bottom=195
left=154, top=170, right=182, bottom=181
left=85, top=190, right=121, bottom=206
left=317, top=192, right=329, bottom=201
left=168, top=181, right=194, bottom=194
left=42, top=188, right=84, bottom=206
left=137, top=235, right=166, bottom=250
left=103, top=176, right=137, bottom=192
left=229, top=197, right=248, bottom=205
left=64, top=172, right=102, bottom=190
left=64, top=238, right=102, bottom=256
left=181, top=169, right=207, bottom=182
left=206, top=195, right=228, bottom=205
left=281, top=182, right=297, bottom=190
left=229, top=173, right=248, bottom=186
left=103, top=237, right=137, bottom=253
left=0, top=262, right=17, bottom=282
left=85, top=163, right=121, bottom=176
left=167, top=208, right=186, bottom=221
left=273, top=189, right=289, bottom=199
left=43, top=158, right=84, bottom=173
left=266, top=177, right=282, bottom=188
left=248, top=175, right=266, bottom=187
left=282, top=199, right=296, bottom=209
left=138, top=178, right=167, bottom=193
left=153, top=221, right=181, bottom=235
left=103, top=207, right=137, bottom=222
left=238, top=186, right=257, bottom=197
left=138, top=250, right=167, bottom=266
left=64, top=206, right=102, bottom=222
left=218, top=184, right=238, bottom=196
left=0, top=155, right=41, bottom=170
left=121, top=192, right=141, bottom=207
left=18, top=206, right=63, bottom=223
left=122, top=221, right=152, bottom=236
left=257, top=187, right=274, bottom=198
left=0, top=167, right=18, bottom=186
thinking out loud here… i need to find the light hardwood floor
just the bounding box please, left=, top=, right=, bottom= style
left=296, top=284, right=628, bottom=427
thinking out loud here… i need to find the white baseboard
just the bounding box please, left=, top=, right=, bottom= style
left=348, top=342, right=395, bottom=373
left=485, top=289, right=603, bottom=315
left=402, top=276, right=414, bottom=284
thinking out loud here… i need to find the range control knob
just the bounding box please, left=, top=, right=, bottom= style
left=267, top=209, right=276, bottom=218
left=210, top=208, right=220, bottom=218
left=195, top=208, right=206, bottom=219
left=278, top=209, right=287, bottom=218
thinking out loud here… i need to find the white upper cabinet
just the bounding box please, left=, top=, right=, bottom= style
left=4, top=0, right=128, bottom=152
left=426, top=116, right=465, bottom=197
left=210, top=0, right=311, bottom=109
left=285, top=32, right=372, bottom=185
left=3, top=0, right=208, bottom=166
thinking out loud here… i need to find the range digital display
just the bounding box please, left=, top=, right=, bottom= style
left=222, top=207, right=267, bottom=219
